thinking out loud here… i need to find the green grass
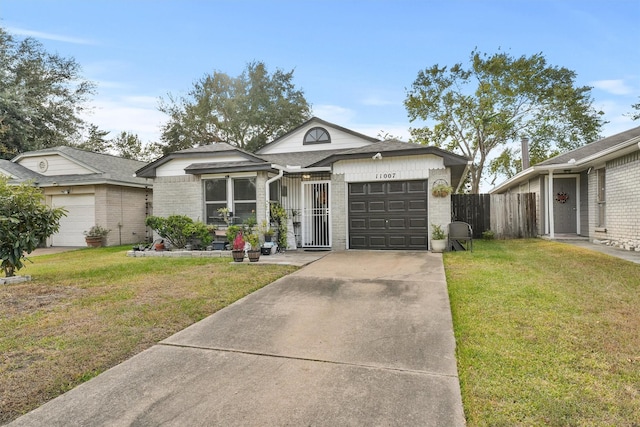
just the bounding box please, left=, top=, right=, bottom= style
left=0, top=247, right=297, bottom=423
left=445, top=239, right=640, bottom=426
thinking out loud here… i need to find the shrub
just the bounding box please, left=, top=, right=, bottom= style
left=83, top=225, right=110, bottom=238
left=0, top=178, right=66, bottom=277
left=482, top=230, right=495, bottom=240
left=431, top=223, right=446, bottom=240
left=232, top=232, right=245, bottom=250
left=145, top=215, right=212, bottom=249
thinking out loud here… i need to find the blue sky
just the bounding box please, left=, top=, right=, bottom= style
left=2, top=0, right=639, bottom=146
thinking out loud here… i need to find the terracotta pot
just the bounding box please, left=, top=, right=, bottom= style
left=232, top=249, right=245, bottom=262
left=247, top=250, right=261, bottom=263
left=85, top=236, right=104, bottom=248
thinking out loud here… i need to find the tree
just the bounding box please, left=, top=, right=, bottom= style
left=110, top=131, right=161, bottom=162
left=0, top=177, right=66, bottom=277
left=0, top=27, right=95, bottom=159
left=74, top=124, right=111, bottom=153
left=158, top=61, right=311, bottom=153
left=405, top=50, right=605, bottom=192
left=628, top=97, right=640, bottom=121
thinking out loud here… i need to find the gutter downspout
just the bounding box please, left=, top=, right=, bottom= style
left=548, top=170, right=555, bottom=239
left=265, top=164, right=285, bottom=225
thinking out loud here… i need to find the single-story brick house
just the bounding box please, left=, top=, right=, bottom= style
left=0, top=146, right=152, bottom=246
left=490, top=125, right=640, bottom=250
left=136, top=117, right=470, bottom=251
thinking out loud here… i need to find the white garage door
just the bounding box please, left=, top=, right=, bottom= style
left=51, top=194, right=95, bottom=246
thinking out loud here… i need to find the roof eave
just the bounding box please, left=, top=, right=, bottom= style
left=310, top=146, right=468, bottom=167
left=184, top=163, right=276, bottom=175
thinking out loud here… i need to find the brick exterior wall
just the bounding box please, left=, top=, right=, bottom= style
left=256, top=171, right=268, bottom=225
left=95, top=184, right=151, bottom=246
left=428, top=168, right=452, bottom=245
left=593, top=152, right=640, bottom=250
left=153, top=175, right=203, bottom=220
left=331, top=173, right=346, bottom=250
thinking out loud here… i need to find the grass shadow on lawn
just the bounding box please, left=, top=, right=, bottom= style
left=0, top=246, right=297, bottom=423
left=445, top=239, right=640, bottom=426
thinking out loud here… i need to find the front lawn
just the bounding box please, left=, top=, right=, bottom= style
left=445, top=239, right=640, bottom=426
left=0, top=247, right=297, bottom=424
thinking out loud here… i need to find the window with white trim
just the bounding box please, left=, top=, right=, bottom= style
left=204, top=179, right=227, bottom=225
left=204, top=177, right=257, bottom=225
left=303, top=127, right=331, bottom=145
left=233, top=177, right=257, bottom=223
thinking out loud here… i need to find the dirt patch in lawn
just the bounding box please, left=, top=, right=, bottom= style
left=0, top=251, right=297, bottom=424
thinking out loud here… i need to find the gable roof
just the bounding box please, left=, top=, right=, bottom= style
left=537, top=125, right=640, bottom=166
left=256, top=117, right=379, bottom=154
left=10, top=146, right=150, bottom=188
left=491, top=126, right=640, bottom=193
left=136, top=142, right=264, bottom=178
left=311, top=139, right=471, bottom=188
left=0, top=160, right=42, bottom=181
left=311, top=139, right=469, bottom=166
left=258, top=149, right=349, bottom=169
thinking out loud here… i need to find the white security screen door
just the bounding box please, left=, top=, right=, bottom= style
left=302, top=181, right=331, bottom=248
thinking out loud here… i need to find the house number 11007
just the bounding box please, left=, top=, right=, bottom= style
left=376, top=172, right=397, bottom=179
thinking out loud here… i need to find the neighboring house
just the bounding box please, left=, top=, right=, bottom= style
left=491, top=126, right=640, bottom=250
left=136, top=117, right=469, bottom=250
left=0, top=146, right=152, bottom=247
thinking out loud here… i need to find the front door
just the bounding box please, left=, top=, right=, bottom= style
left=553, top=177, right=577, bottom=233
left=302, top=181, right=331, bottom=248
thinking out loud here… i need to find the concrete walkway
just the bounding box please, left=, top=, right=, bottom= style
left=557, top=240, right=640, bottom=264
left=9, top=251, right=465, bottom=426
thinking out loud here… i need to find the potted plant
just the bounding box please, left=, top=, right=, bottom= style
left=431, top=182, right=453, bottom=197
left=83, top=225, right=110, bottom=248
left=259, top=220, right=275, bottom=242
left=231, top=232, right=245, bottom=262
left=431, top=223, right=447, bottom=253
left=245, top=232, right=261, bottom=262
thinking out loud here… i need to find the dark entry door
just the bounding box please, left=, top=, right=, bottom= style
left=348, top=180, right=428, bottom=250
left=553, top=177, right=577, bottom=233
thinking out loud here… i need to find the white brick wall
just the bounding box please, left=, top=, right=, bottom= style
left=94, top=184, right=151, bottom=246
left=331, top=173, right=346, bottom=250
left=598, top=153, right=640, bottom=249
left=153, top=175, right=202, bottom=221
left=428, top=168, right=452, bottom=241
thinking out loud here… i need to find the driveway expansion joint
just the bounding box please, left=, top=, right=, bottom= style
left=158, top=341, right=459, bottom=380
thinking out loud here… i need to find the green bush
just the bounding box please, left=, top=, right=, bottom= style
left=482, top=230, right=495, bottom=240
left=145, top=215, right=212, bottom=249
left=0, top=178, right=66, bottom=276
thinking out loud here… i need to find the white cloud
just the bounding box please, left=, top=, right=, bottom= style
left=591, top=79, right=633, bottom=95
left=311, top=104, right=356, bottom=123
left=81, top=98, right=165, bottom=143
left=6, top=26, right=97, bottom=45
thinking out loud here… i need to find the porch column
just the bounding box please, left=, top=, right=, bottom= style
left=548, top=170, right=555, bottom=239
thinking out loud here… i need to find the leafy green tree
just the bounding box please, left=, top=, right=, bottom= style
left=110, top=131, right=161, bottom=162
left=158, top=61, right=311, bottom=153
left=405, top=49, right=605, bottom=192
left=628, top=97, right=640, bottom=121
left=74, top=124, right=111, bottom=153
left=0, top=27, right=95, bottom=159
left=0, top=177, right=66, bottom=277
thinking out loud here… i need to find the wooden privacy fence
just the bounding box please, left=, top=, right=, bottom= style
left=451, top=193, right=537, bottom=239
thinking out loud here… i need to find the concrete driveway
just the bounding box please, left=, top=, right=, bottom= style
left=9, top=251, right=465, bottom=426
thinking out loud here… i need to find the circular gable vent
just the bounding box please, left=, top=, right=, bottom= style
left=38, top=159, right=49, bottom=172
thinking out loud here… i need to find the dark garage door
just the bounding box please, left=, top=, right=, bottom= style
left=348, top=180, right=428, bottom=250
